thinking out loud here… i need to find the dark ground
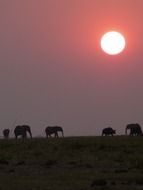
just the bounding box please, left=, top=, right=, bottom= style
left=0, top=136, right=143, bottom=190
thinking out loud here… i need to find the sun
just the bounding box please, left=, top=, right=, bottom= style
left=100, top=31, right=126, bottom=55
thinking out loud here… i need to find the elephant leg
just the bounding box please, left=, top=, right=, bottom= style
left=55, top=132, right=58, bottom=138
left=22, top=133, right=26, bottom=138
left=47, top=134, right=51, bottom=138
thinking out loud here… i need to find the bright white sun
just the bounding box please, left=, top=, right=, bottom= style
left=100, top=31, right=126, bottom=55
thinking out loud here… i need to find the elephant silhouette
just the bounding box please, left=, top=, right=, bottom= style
left=45, top=126, right=64, bottom=138
left=14, top=125, right=32, bottom=139
left=3, top=129, right=10, bottom=139
left=125, top=123, right=142, bottom=136
left=102, top=127, right=116, bottom=136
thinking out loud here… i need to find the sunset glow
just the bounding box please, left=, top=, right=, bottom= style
left=1, top=0, right=143, bottom=138
left=100, top=31, right=126, bottom=55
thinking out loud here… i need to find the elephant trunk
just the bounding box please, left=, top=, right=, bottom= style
left=27, top=129, right=32, bottom=138
left=28, top=129, right=32, bottom=138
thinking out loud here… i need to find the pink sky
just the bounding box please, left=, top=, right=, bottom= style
left=0, top=0, right=143, bottom=136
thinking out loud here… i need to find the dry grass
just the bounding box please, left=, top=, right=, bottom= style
left=0, top=136, right=142, bottom=189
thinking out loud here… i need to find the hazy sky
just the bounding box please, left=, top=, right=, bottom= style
left=0, top=0, right=143, bottom=137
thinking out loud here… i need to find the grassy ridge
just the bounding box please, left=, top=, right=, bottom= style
left=0, top=136, right=143, bottom=189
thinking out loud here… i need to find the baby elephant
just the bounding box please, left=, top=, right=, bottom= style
left=3, top=129, right=10, bottom=139
left=102, top=127, right=116, bottom=136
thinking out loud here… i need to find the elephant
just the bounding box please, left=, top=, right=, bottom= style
left=14, top=125, right=32, bottom=139
left=3, top=129, right=10, bottom=139
left=102, top=127, right=116, bottom=136
left=125, top=123, right=142, bottom=136
left=45, top=126, right=64, bottom=138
